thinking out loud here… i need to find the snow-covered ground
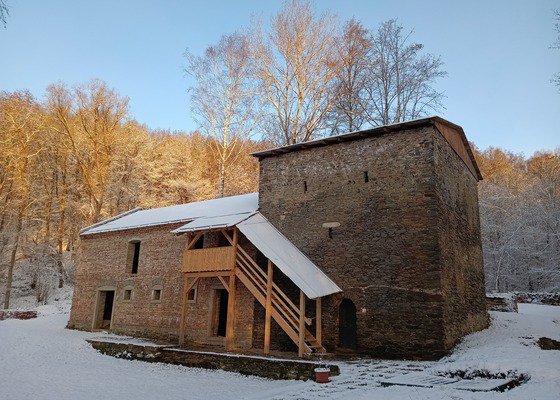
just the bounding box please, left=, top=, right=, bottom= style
left=1, top=303, right=559, bottom=400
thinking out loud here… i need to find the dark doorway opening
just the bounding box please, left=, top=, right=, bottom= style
left=212, top=289, right=229, bottom=337
left=338, top=299, right=357, bottom=350
left=94, top=290, right=115, bottom=330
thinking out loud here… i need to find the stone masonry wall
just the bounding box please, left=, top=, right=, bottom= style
left=432, top=131, right=489, bottom=347
left=258, top=126, right=450, bottom=359
left=68, top=226, right=255, bottom=349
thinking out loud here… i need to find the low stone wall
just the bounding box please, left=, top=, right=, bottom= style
left=485, top=296, right=518, bottom=312
left=513, top=292, right=560, bottom=306
left=0, top=310, right=38, bottom=321
left=87, top=339, right=339, bottom=381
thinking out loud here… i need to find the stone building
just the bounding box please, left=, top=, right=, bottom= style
left=68, top=117, right=489, bottom=360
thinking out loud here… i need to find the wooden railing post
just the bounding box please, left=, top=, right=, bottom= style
left=298, top=290, right=306, bottom=358
left=316, top=297, right=322, bottom=348
left=226, top=228, right=238, bottom=351
left=264, top=259, right=274, bottom=355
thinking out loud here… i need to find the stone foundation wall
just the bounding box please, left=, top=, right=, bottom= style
left=0, top=310, right=38, bottom=320
left=87, top=338, right=340, bottom=380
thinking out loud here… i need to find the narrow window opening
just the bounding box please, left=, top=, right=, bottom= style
left=303, top=180, right=308, bottom=192
left=187, top=286, right=197, bottom=303
left=152, top=289, right=162, bottom=301
left=123, top=289, right=132, bottom=301
left=127, top=240, right=141, bottom=274
left=328, top=227, right=333, bottom=239
left=363, top=171, right=369, bottom=183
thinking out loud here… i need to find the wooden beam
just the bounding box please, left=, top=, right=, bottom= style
left=185, top=277, right=198, bottom=294
left=225, top=228, right=239, bottom=351
left=178, top=275, right=189, bottom=346
left=218, top=276, right=230, bottom=292
left=298, top=290, right=305, bottom=358
left=316, top=297, right=322, bottom=348
left=263, top=259, right=274, bottom=355
left=184, top=271, right=232, bottom=278
left=186, top=232, right=203, bottom=250
left=178, top=234, right=192, bottom=346
left=222, top=229, right=234, bottom=245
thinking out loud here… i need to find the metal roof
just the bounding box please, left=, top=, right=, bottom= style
left=237, top=213, right=341, bottom=299
left=172, top=212, right=256, bottom=234
left=80, top=193, right=258, bottom=236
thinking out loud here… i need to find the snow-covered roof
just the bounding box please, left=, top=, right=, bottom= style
left=80, top=193, right=258, bottom=236
left=237, top=213, right=342, bottom=299
left=172, top=212, right=256, bottom=234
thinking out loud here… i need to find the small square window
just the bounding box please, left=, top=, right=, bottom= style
left=123, top=289, right=132, bottom=301
left=152, top=289, right=162, bottom=302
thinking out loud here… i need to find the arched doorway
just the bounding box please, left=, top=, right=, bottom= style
left=338, top=299, right=357, bottom=350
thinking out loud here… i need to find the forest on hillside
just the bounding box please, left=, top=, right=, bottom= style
left=1, top=1, right=558, bottom=308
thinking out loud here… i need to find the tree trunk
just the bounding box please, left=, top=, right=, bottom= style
left=218, top=161, right=226, bottom=198
left=57, top=258, right=64, bottom=289
left=3, top=216, right=22, bottom=310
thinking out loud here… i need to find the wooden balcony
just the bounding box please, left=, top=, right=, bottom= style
left=182, top=246, right=235, bottom=273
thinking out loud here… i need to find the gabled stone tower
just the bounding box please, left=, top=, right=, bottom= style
left=254, top=117, right=489, bottom=359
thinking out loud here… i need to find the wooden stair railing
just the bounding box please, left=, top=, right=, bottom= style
left=234, top=246, right=326, bottom=355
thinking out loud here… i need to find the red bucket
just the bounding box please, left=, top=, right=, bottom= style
left=314, top=367, right=330, bottom=383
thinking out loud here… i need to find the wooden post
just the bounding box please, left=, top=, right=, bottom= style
left=178, top=234, right=191, bottom=346
left=298, top=290, right=306, bottom=358
left=225, top=228, right=238, bottom=351
left=178, top=275, right=189, bottom=346
left=316, top=297, right=322, bottom=348
left=263, top=259, right=274, bottom=354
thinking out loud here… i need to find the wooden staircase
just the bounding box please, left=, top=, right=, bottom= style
left=234, top=246, right=325, bottom=355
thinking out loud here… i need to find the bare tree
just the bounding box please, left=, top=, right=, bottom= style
left=186, top=32, right=261, bottom=197
left=0, top=91, right=43, bottom=309
left=252, top=0, right=340, bottom=145
left=327, top=19, right=371, bottom=134
left=47, top=81, right=130, bottom=223
left=0, top=0, right=8, bottom=28
left=552, top=10, right=560, bottom=90
left=477, top=147, right=560, bottom=293
left=363, top=19, right=447, bottom=126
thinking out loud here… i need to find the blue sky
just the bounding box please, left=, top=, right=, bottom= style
left=1, top=0, right=558, bottom=155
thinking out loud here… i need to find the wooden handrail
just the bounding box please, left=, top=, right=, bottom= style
left=233, top=243, right=322, bottom=355
left=236, top=248, right=308, bottom=325
left=236, top=254, right=308, bottom=331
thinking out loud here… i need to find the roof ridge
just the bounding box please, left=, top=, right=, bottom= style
left=80, top=207, right=142, bottom=235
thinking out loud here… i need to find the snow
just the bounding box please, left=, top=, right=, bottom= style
left=1, top=304, right=559, bottom=399
left=518, top=302, right=560, bottom=317
left=80, top=193, right=258, bottom=235
left=172, top=211, right=256, bottom=233
left=237, top=212, right=342, bottom=299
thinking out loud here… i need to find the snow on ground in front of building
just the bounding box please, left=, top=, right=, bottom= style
left=1, top=303, right=559, bottom=400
